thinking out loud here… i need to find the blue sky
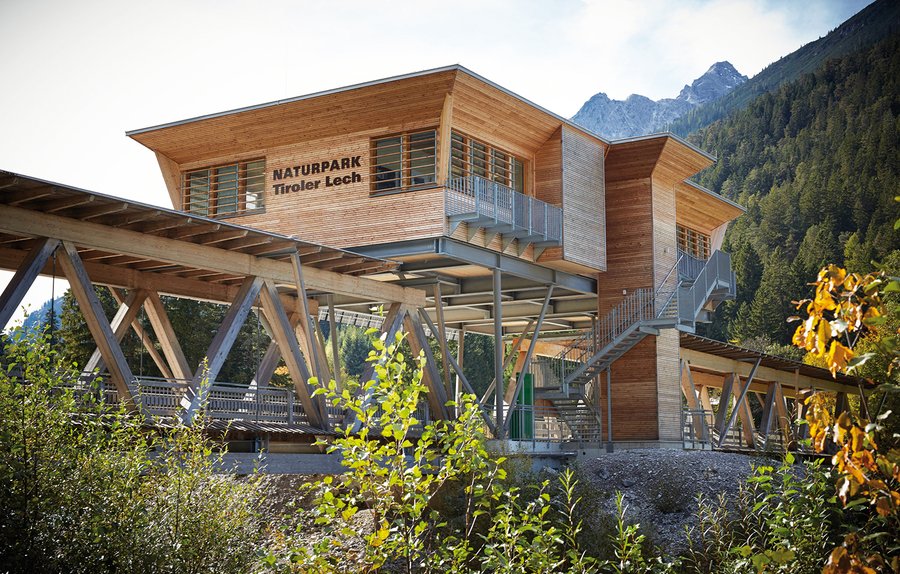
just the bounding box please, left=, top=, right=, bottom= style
left=0, top=0, right=873, bottom=326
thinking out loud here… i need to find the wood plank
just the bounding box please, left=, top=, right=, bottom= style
left=0, top=204, right=425, bottom=306
left=0, top=237, right=59, bottom=328
left=56, top=241, right=139, bottom=408
left=181, top=276, right=263, bottom=423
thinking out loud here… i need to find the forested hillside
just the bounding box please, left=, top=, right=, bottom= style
left=689, top=30, right=900, bottom=346
left=670, top=0, right=900, bottom=136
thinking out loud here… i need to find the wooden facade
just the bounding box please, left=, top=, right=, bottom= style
left=1, top=65, right=863, bottom=450
left=124, top=66, right=759, bottom=445
left=129, top=67, right=610, bottom=277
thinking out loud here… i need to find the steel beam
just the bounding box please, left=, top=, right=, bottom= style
left=351, top=237, right=597, bottom=294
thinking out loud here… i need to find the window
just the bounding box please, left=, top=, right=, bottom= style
left=676, top=225, right=710, bottom=260
left=370, top=130, right=436, bottom=194
left=182, top=159, right=265, bottom=218
left=449, top=131, right=525, bottom=193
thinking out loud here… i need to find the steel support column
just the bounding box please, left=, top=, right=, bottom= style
left=493, top=268, right=504, bottom=435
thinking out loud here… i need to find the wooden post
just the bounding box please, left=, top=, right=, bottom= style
left=680, top=360, right=709, bottom=442
left=719, top=358, right=761, bottom=448
left=290, top=251, right=331, bottom=386
left=56, top=241, right=140, bottom=409
left=714, top=373, right=735, bottom=438
left=432, top=282, right=453, bottom=398
left=143, top=290, right=192, bottom=381
left=698, top=385, right=713, bottom=412
left=405, top=310, right=450, bottom=420
left=773, top=383, right=793, bottom=444
left=180, top=276, right=263, bottom=424
left=313, top=318, right=334, bottom=383
left=107, top=288, right=174, bottom=380
left=0, top=237, right=59, bottom=329
left=258, top=280, right=327, bottom=430
left=83, top=288, right=149, bottom=376
left=326, top=294, right=341, bottom=388
left=437, top=92, right=454, bottom=184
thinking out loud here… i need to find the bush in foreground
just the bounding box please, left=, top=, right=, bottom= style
left=0, top=331, right=264, bottom=574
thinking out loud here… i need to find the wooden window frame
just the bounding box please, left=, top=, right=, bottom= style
left=676, top=224, right=711, bottom=260
left=449, top=131, right=526, bottom=194
left=370, top=129, right=437, bottom=196
left=182, top=158, right=265, bottom=219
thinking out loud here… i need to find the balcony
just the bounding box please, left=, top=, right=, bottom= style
left=444, top=175, right=562, bottom=257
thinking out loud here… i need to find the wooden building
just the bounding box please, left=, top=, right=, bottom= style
left=1, top=65, right=865, bottom=452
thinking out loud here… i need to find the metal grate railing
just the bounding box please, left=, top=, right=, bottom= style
left=553, top=287, right=658, bottom=385
left=444, top=175, right=562, bottom=242
left=677, top=249, right=707, bottom=282
left=506, top=404, right=600, bottom=443
left=677, top=249, right=735, bottom=326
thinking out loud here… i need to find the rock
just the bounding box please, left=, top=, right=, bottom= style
left=571, top=61, right=747, bottom=139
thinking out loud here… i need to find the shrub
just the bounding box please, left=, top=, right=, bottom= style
left=0, top=330, right=264, bottom=574
left=683, top=454, right=841, bottom=574
left=270, top=326, right=675, bottom=573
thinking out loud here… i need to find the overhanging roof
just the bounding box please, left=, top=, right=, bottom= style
left=126, top=65, right=612, bottom=165
left=680, top=333, right=865, bottom=390
left=0, top=170, right=408, bottom=304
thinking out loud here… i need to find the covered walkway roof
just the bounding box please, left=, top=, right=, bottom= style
left=680, top=333, right=867, bottom=393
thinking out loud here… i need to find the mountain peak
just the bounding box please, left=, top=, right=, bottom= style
left=571, top=61, right=746, bottom=139
left=676, top=61, right=748, bottom=105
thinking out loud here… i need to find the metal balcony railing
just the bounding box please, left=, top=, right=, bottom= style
left=444, top=175, right=562, bottom=244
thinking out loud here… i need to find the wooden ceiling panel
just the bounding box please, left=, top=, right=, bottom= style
left=675, top=181, right=744, bottom=232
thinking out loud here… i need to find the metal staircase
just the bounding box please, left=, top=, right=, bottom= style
left=532, top=250, right=736, bottom=442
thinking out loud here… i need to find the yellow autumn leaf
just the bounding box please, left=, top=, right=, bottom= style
left=826, top=340, right=854, bottom=376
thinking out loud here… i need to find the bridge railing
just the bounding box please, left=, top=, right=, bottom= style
left=57, top=374, right=432, bottom=431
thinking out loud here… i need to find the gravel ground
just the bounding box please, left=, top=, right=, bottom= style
left=572, top=449, right=770, bottom=558
left=250, top=449, right=772, bottom=564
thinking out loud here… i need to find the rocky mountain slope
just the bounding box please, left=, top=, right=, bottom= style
left=670, top=0, right=899, bottom=135
left=571, top=61, right=746, bottom=139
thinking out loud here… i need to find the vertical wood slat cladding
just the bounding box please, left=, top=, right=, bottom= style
left=598, top=178, right=654, bottom=315
left=596, top=176, right=658, bottom=441
left=650, top=170, right=682, bottom=442
left=560, top=126, right=606, bottom=271
left=656, top=329, right=681, bottom=441
left=599, top=337, right=659, bottom=441
left=533, top=128, right=562, bottom=206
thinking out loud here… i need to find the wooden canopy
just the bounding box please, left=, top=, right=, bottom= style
left=127, top=65, right=609, bottom=168
left=0, top=170, right=421, bottom=306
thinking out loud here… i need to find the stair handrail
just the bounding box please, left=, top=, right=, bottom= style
left=678, top=249, right=733, bottom=325
left=655, top=253, right=684, bottom=299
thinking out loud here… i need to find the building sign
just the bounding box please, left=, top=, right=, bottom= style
left=271, top=155, right=363, bottom=195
